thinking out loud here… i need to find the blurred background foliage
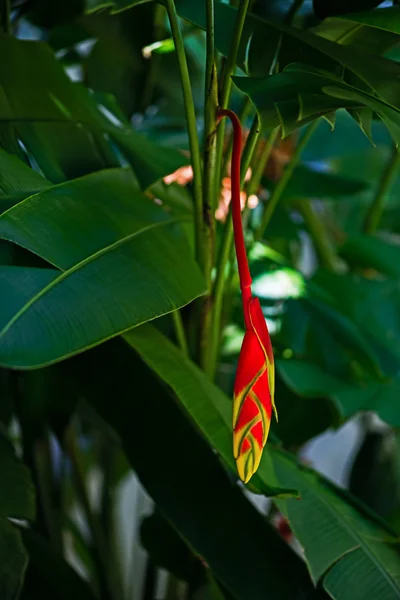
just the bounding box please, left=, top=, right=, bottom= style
left=1, top=0, right=400, bottom=599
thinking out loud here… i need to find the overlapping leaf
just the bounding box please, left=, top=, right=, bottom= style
left=124, top=323, right=295, bottom=497
left=0, top=168, right=204, bottom=368
left=0, top=35, right=187, bottom=187
left=273, top=449, right=400, bottom=599
left=234, top=63, right=400, bottom=142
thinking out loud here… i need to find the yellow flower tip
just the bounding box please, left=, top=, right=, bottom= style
left=235, top=442, right=263, bottom=484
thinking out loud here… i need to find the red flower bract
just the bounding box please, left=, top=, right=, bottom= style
left=217, top=108, right=277, bottom=483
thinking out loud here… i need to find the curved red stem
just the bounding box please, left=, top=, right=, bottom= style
left=217, top=108, right=252, bottom=327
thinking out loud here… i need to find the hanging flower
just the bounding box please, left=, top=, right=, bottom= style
left=217, top=108, right=277, bottom=483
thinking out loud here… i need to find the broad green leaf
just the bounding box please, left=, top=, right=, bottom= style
left=0, top=168, right=172, bottom=269
left=340, top=234, right=400, bottom=277
left=234, top=64, right=400, bottom=142
left=273, top=449, right=400, bottom=599
left=278, top=358, right=400, bottom=427
left=0, top=232, right=203, bottom=369
left=21, top=529, right=96, bottom=600
left=0, top=170, right=204, bottom=368
left=0, top=434, right=35, bottom=600
left=0, top=36, right=187, bottom=188
left=312, top=9, right=400, bottom=55
left=140, top=511, right=205, bottom=584
left=0, top=148, right=50, bottom=214
left=176, top=0, right=400, bottom=105
left=124, top=323, right=296, bottom=497
left=341, top=7, right=400, bottom=34
left=67, top=339, right=315, bottom=600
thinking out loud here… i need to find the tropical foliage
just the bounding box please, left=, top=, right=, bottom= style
left=1, top=0, right=400, bottom=599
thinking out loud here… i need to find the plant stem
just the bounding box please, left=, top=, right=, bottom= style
left=165, top=0, right=205, bottom=271
left=363, top=146, right=400, bottom=234
left=214, top=0, right=251, bottom=207
left=0, top=0, right=10, bottom=33
left=296, top=199, right=337, bottom=271
left=172, top=310, right=189, bottom=356
left=203, top=0, right=218, bottom=285
left=247, top=127, right=280, bottom=197
left=205, top=114, right=259, bottom=376
left=255, top=120, right=319, bottom=240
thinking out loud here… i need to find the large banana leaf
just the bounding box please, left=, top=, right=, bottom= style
left=124, top=323, right=296, bottom=497
left=0, top=169, right=204, bottom=368
left=0, top=35, right=187, bottom=188
left=0, top=148, right=50, bottom=214
left=273, top=449, right=400, bottom=600
left=66, top=338, right=316, bottom=600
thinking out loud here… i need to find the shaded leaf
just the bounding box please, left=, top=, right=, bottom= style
left=273, top=449, right=400, bottom=598
left=67, top=339, right=315, bottom=600
left=0, top=35, right=187, bottom=188
left=125, top=323, right=295, bottom=497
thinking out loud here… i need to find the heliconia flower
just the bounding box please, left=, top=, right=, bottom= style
left=217, top=108, right=277, bottom=484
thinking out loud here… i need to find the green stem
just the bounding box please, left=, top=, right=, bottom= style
left=165, top=0, right=205, bottom=270
left=0, top=0, right=10, bottom=33
left=255, top=120, right=319, bottom=240
left=214, top=0, right=251, bottom=210
left=172, top=310, right=189, bottom=356
left=363, top=146, right=400, bottom=235
left=203, top=0, right=218, bottom=284
left=247, top=127, right=280, bottom=197
left=296, top=199, right=337, bottom=271
left=205, top=115, right=260, bottom=376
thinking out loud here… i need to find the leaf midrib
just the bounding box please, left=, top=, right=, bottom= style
left=0, top=217, right=183, bottom=341
left=285, top=459, right=400, bottom=593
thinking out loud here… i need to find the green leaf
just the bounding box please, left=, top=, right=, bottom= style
left=176, top=0, right=400, bottom=106
left=124, top=323, right=295, bottom=497
left=140, top=511, right=205, bottom=584
left=234, top=64, right=400, bottom=143
left=21, top=529, right=96, bottom=600
left=341, top=7, right=400, bottom=34
left=277, top=358, right=400, bottom=427
left=273, top=449, right=400, bottom=599
left=0, top=170, right=204, bottom=368
left=0, top=148, right=50, bottom=214
left=340, top=234, right=400, bottom=277
left=0, top=35, right=187, bottom=188
left=0, top=433, right=35, bottom=599
left=67, top=339, right=315, bottom=600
